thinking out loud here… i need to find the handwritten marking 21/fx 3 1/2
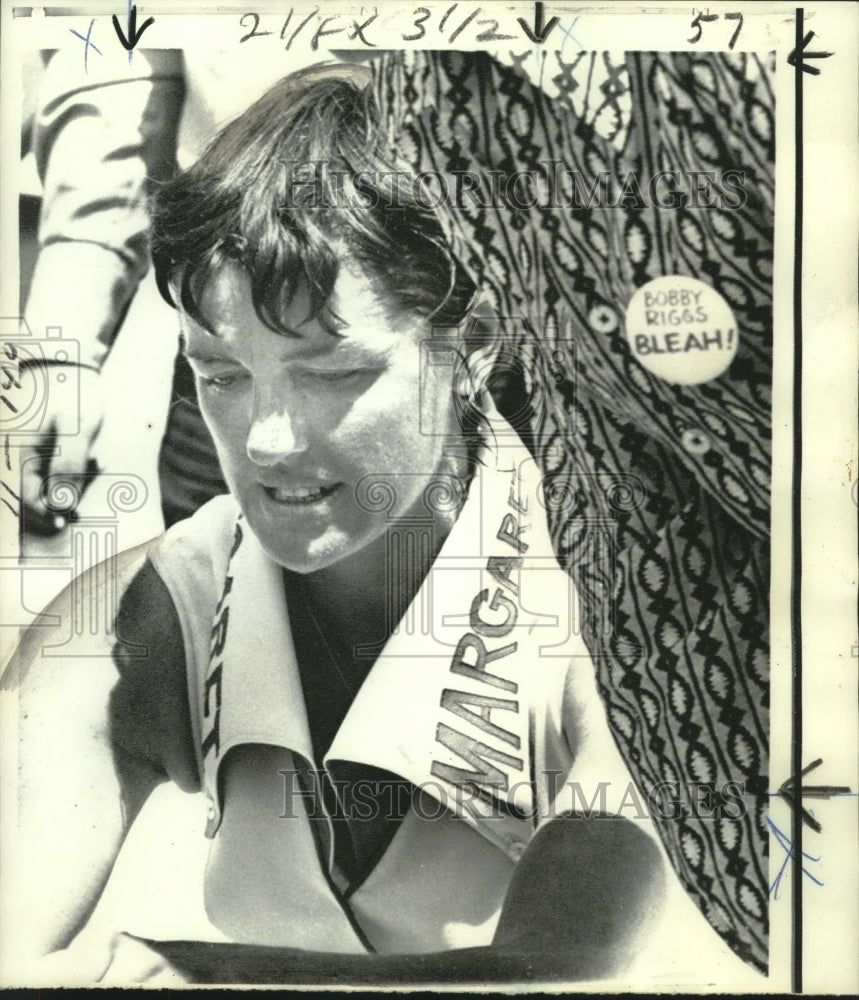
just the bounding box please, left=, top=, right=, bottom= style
left=238, top=7, right=519, bottom=50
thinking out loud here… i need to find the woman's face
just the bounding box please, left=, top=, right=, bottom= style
left=181, top=259, right=464, bottom=574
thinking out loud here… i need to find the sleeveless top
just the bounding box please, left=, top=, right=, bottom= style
left=147, top=427, right=668, bottom=954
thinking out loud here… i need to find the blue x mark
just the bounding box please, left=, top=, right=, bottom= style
left=69, top=19, right=102, bottom=74
left=558, top=16, right=582, bottom=53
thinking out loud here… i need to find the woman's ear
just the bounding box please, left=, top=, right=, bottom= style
left=457, top=291, right=502, bottom=400
left=464, top=292, right=540, bottom=406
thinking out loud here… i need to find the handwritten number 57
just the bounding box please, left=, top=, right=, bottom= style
left=688, top=10, right=743, bottom=51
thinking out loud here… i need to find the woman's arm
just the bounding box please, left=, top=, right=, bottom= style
left=5, top=544, right=189, bottom=969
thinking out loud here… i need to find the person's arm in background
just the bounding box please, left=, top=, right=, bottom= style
left=21, top=49, right=185, bottom=532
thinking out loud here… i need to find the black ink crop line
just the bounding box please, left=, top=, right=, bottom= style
left=791, top=8, right=805, bottom=994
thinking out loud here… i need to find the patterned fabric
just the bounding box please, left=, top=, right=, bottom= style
left=372, top=50, right=772, bottom=972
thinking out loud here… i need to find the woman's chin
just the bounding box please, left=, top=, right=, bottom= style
left=255, top=526, right=358, bottom=576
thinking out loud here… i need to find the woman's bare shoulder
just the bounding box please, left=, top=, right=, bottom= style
left=7, top=538, right=197, bottom=786
left=6, top=540, right=168, bottom=688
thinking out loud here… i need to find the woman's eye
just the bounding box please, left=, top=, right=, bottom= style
left=199, top=372, right=245, bottom=390
left=309, top=369, right=369, bottom=383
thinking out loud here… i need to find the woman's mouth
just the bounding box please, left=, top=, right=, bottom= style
left=264, top=483, right=340, bottom=505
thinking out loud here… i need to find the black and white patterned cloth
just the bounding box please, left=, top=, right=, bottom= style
left=370, top=49, right=773, bottom=972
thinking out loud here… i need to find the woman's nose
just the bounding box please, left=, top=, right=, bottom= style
left=246, top=405, right=308, bottom=466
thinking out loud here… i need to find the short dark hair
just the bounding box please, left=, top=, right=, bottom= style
left=151, top=64, right=476, bottom=334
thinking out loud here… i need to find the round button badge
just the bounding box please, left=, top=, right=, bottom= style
left=625, top=276, right=739, bottom=385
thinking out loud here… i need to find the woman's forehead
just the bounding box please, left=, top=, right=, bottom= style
left=181, top=258, right=428, bottom=361
left=187, top=256, right=400, bottom=335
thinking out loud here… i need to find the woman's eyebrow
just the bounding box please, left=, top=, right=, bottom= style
left=301, top=340, right=395, bottom=365
left=182, top=335, right=236, bottom=362
left=184, top=349, right=230, bottom=363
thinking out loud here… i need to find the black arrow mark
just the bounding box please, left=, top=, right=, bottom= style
left=112, top=4, right=155, bottom=51
left=787, top=31, right=833, bottom=76
left=517, top=2, right=559, bottom=44
left=778, top=758, right=852, bottom=832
